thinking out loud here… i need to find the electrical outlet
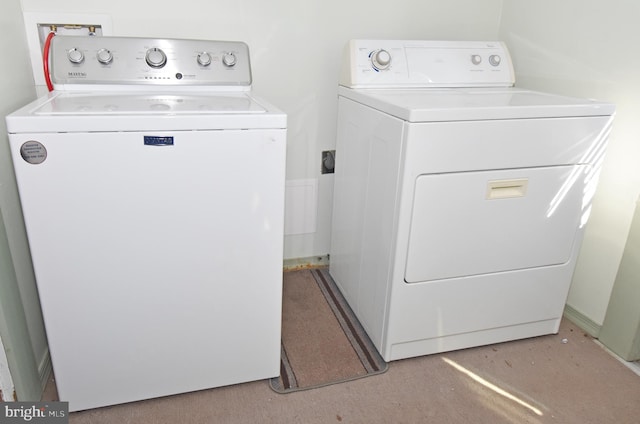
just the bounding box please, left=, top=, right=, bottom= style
left=23, top=12, right=113, bottom=88
left=321, top=150, right=336, bottom=174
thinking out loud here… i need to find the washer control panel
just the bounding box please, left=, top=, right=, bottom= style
left=50, top=36, right=252, bottom=90
left=340, top=40, right=515, bottom=88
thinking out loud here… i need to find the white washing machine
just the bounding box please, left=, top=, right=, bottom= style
left=330, top=40, right=615, bottom=362
left=6, top=36, right=286, bottom=411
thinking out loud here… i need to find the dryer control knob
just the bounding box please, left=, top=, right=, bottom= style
left=222, top=52, right=237, bottom=67
left=145, top=48, right=167, bottom=68
left=67, top=48, right=84, bottom=64
left=489, top=54, right=501, bottom=66
left=197, top=52, right=212, bottom=66
left=371, top=49, right=391, bottom=71
left=96, top=48, right=113, bottom=65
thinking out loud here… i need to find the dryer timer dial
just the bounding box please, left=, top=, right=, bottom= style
left=370, top=49, right=392, bottom=71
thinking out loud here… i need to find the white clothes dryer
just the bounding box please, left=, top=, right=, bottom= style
left=330, top=40, right=614, bottom=362
left=7, top=36, right=286, bottom=411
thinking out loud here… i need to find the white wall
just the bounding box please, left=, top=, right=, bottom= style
left=499, top=0, right=640, bottom=327
left=20, top=0, right=503, bottom=259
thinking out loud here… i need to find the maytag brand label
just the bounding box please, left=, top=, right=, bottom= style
left=67, top=72, right=87, bottom=78
left=1, top=402, right=69, bottom=423
left=144, top=136, right=174, bottom=146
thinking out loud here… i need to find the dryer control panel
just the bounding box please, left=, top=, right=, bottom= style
left=50, top=36, right=252, bottom=91
left=340, top=40, right=515, bottom=89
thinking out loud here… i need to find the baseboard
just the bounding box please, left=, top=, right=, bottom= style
left=563, top=304, right=602, bottom=338
left=283, top=255, right=329, bottom=271
left=594, top=339, right=640, bottom=377
left=38, top=348, right=52, bottom=392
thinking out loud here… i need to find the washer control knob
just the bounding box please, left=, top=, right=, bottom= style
left=471, top=54, right=482, bottom=65
left=197, top=52, right=212, bottom=66
left=145, top=48, right=167, bottom=68
left=96, top=48, right=113, bottom=65
left=489, top=54, right=501, bottom=66
left=222, top=52, right=237, bottom=67
left=371, top=49, right=391, bottom=71
left=67, top=48, right=84, bottom=64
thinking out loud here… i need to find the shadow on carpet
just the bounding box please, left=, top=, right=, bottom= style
left=269, top=268, right=388, bottom=393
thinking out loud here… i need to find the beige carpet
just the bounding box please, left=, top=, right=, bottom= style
left=41, top=269, right=640, bottom=423
left=269, top=268, right=387, bottom=392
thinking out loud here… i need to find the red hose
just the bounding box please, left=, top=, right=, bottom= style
left=43, top=32, right=55, bottom=92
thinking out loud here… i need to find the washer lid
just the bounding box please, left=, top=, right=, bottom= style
left=7, top=91, right=286, bottom=133
left=34, top=92, right=266, bottom=115
left=338, top=86, right=615, bottom=122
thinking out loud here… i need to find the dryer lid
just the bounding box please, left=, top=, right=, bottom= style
left=338, top=86, right=615, bottom=122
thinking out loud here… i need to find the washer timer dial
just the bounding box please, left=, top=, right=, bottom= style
left=145, top=48, right=167, bottom=68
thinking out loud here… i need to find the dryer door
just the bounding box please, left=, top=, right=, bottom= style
left=404, top=165, right=589, bottom=283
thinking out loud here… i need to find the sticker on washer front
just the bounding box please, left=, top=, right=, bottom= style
left=20, top=141, right=47, bottom=164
